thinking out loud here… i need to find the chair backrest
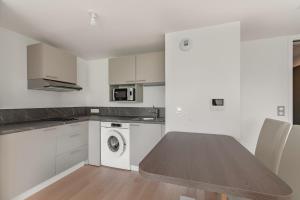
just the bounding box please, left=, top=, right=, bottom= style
left=255, top=118, right=291, bottom=174
left=278, top=125, right=300, bottom=200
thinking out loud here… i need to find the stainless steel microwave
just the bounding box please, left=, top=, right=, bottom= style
left=112, top=87, right=135, bottom=101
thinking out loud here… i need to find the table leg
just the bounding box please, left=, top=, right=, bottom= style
left=205, top=191, right=218, bottom=200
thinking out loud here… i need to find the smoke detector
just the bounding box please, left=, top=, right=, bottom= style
left=88, top=10, right=98, bottom=26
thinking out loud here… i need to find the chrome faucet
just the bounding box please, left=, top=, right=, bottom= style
left=150, top=105, right=160, bottom=120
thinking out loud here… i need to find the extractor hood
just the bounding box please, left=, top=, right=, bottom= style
left=28, top=79, right=82, bottom=92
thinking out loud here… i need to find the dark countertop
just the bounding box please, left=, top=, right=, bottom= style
left=0, top=115, right=165, bottom=135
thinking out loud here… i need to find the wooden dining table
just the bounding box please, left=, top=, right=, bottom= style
left=139, top=132, right=293, bottom=200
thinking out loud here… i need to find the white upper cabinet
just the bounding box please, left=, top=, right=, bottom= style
left=136, top=51, right=165, bottom=84
left=27, top=43, right=77, bottom=84
left=109, top=56, right=136, bottom=85
left=108, top=51, right=165, bottom=85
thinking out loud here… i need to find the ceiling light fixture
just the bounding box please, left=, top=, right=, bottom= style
left=88, top=10, right=98, bottom=26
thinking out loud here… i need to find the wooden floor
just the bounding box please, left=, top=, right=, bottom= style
left=27, top=165, right=206, bottom=200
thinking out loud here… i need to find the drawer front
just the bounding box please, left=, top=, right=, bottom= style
left=55, top=145, right=88, bottom=174
left=57, top=122, right=88, bottom=155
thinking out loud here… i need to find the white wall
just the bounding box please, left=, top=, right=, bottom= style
left=0, top=27, right=164, bottom=109
left=87, top=59, right=165, bottom=107
left=165, top=22, right=241, bottom=138
left=0, top=27, right=89, bottom=109
left=240, top=36, right=291, bottom=153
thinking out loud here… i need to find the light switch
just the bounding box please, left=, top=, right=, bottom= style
left=210, top=98, right=225, bottom=111
left=277, top=106, right=285, bottom=116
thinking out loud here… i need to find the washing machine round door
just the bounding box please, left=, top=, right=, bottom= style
left=106, top=130, right=126, bottom=156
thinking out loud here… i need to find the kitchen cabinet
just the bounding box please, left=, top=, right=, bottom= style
left=13, top=128, right=57, bottom=196
left=0, top=122, right=88, bottom=199
left=88, top=121, right=101, bottom=166
left=108, top=51, right=165, bottom=85
left=56, top=145, right=88, bottom=174
left=0, top=127, right=58, bottom=199
left=136, top=52, right=165, bottom=84
left=27, top=43, right=77, bottom=84
left=161, top=125, right=166, bottom=135
left=55, top=122, right=88, bottom=174
left=109, top=56, right=136, bottom=85
left=0, top=133, right=17, bottom=200
left=130, top=123, right=163, bottom=166
left=56, top=122, right=88, bottom=155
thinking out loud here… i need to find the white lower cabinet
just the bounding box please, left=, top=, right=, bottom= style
left=88, top=121, right=101, bottom=166
left=56, top=122, right=88, bottom=174
left=56, top=145, right=88, bottom=174
left=130, top=123, right=163, bottom=167
left=56, top=122, right=88, bottom=155
left=13, top=128, right=57, bottom=196
left=0, top=121, right=88, bottom=199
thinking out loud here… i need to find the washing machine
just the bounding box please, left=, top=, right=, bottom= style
left=101, top=122, right=130, bottom=170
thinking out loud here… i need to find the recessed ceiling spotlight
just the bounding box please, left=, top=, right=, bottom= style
left=88, top=10, right=98, bottom=26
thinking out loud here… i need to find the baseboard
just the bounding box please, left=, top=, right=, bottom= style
left=130, top=165, right=139, bottom=171
left=12, top=162, right=85, bottom=200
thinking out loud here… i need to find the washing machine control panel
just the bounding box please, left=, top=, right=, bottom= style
left=111, top=123, right=122, bottom=127
left=101, top=122, right=130, bottom=129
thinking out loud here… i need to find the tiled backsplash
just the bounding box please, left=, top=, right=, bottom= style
left=0, top=107, right=165, bottom=125
left=0, top=107, right=88, bottom=125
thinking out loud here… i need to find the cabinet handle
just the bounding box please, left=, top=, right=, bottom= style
left=70, top=123, right=81, bottom=127
left=130, top=124, right=140, bottom=127
left=69, top=133, right=81, bottom=138
left=70, top=149, right=82, bottom=155
left=46, top=75, right=58, bottom=79
left=43, top=127, right=57, bottom=132
left=137, top=80, right=146, bottom=82
left=126, top=80, right=135, bottom=83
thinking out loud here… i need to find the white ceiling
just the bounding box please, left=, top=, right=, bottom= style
left=0, top=0, right=300, bottom=59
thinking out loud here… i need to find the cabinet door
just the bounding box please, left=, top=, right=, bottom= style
left=0, top=134, right=16, bottom=200
left=130, top=123, right=162, bottom=166
left=136, top=52, right=165, bottom=84
left=56, top=122, right=88, bottom=155
left=13, top=128, right=57, bottom=196
left=42, top=44, right=77, bottom=84
left=56, top=145, right=88, bottom=174
left=109, top=56, right=136, bottom=85
left=88, top=121, right=101, bottom=166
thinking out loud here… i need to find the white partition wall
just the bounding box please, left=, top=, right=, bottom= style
left=240, top=37, right=291, bottom=153
left=165, top=22, right=241, bottom=139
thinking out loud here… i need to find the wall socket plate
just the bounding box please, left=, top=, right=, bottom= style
left=277, top=106, right=285, bottom=116
left=91, top=108, right=100, bottom=114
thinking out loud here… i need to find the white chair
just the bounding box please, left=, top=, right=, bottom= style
left=255, top=118, right=291, bottom=174
left=278, top=125, right=300, bottom=200
left=228, top=118, right=292, bottom=200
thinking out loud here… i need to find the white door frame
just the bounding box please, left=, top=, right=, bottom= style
left=288, top=34, right=300, bottom=123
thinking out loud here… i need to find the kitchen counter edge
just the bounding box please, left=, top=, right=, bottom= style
left=0, top=115, right=165, bottom=135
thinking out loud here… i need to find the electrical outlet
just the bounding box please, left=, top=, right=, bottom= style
left=91, top=108, right=100, bottom=114
left=176, top=107, right=182, bottom=114
left=277, top=106, right=285, bottom=116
